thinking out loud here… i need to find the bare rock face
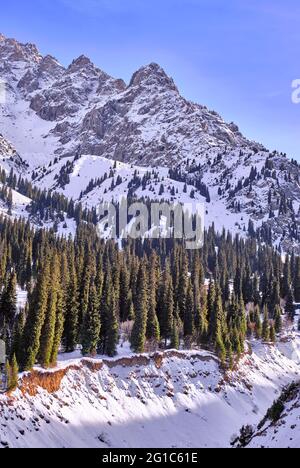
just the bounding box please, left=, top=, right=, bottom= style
left=0, top=133, right=16, bottom=155
left=29, top=55, right=126, bottom=122
left=129, top=62, right=178, bottom=91
left=0, top=31, right=248, bottom=166
left=18, top=55, right=65, bottom=95
left=77, top=62, right=246, bottom=165
left=0, top=35, right=41, bottom=66
left=0, top=134, right=24, bottom=170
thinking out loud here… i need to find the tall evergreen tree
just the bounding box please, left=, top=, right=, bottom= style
left=82, top=283, right=101, bottom=356
left=285, top=288, right=295, bottom=321
left=105, top=288, right=119, bottom=357
left=170, top=318, right=180, bottom=350
left=274, top=305, right=283, bottom=334
left=64, top=260, right=79, bottom=352
left=22, top=261, right=50, bottom=370
left=146, top=257, right=160, bottom=345
left=0, top=271, right=17, bottom=335
left=184, top=282, right=195, bottom=339
left=282, top=256, right=291, bottom=298
left=130, top=264, right=148, bottom=353
left=39, top=255, right=60, bottom=368
left=254, top=306, right=262, bottom=339
left=294, top=257, right=300, bottom=302
left=262, top=306, right=270, bottom=342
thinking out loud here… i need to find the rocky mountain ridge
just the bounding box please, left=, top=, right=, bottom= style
left=0, top=33, right=300, bottom=252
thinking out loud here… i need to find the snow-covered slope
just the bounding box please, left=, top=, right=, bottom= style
left=1, top=334, right=300, bottom=449
left=1, top=32, right=300, bottom=251
left=245, top=381, right=300, bottom=448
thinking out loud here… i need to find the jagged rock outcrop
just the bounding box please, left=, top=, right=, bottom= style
left=0, top=134, right=24, bottom=169
left=0, top=32, right=250, bottom=166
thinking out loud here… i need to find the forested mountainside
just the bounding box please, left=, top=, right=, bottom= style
left=1, top=33, right=300, bottom=253
left=0, top=214, right=299, bottom=381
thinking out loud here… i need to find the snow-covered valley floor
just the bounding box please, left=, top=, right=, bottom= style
left=0, top=332, right=300, bottom=449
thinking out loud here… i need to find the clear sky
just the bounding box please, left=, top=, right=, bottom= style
left=1, top=0, right=300, bottom=158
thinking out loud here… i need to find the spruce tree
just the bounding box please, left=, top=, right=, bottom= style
left=262, top=306, right=270, bottom=342
left=282, top=256, right=291, bottom=298
left=294, top=257, right=300, bottom=302
left=184, top=282, right=195, bottom=339
left=6, top=354, right=19, bottom=391
left=209, top=284, right=226, bottom=345
left=207, top=279, right=216, bottom=339
left=269, top=324, right=276, bottom=343
left=177, top=253, right=188, bottom=320
left=105, top=288, right=119, bottom=357
left=215, top=332, right=226, bottom=365
left=130, top=264, right=148, bottom=353
left=11, top=309, right=26, bottom=365
left=82, top=283, right=101, bottom=356
left=64, top=261, right=79, bottom=352
left=0, top=271, right=17, bottom=333
left=274, top=305, right=283, bottom=334
left=159, top=262, right=174, bottom=346
left=50, top=285, right=65, bottom=366
left=146, top=260, right=160, bottom=345
left=270, top=280, right=280, bottom=318
left=10, top=354, right=19, bottom=390
left=232, top=327, right=242, bottom=357
left=285, top=288, right=295, bottom=321
left=22, top=261, right=50, bottom=370
left=170, top=318, right=180, bottom=350
left=39, top=255, right=59, bottom=368
left=254, top=306, right=262, bottom=339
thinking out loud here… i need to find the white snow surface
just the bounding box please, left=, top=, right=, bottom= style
left=247, top=384, right=300, bottom=448
left=0, top=333, right=300, bottom=448
left=16, top=286, right=27, bottom=311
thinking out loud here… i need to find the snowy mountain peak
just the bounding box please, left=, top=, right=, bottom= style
left=68, top=54, right=95, bottom=72
left=40, top=54, right=64, bottom=73
left=0, top=34, right=41, bottom=64
left=129, top=62, right=178, bottom=92
left=17, top=54, right=65, bottom=96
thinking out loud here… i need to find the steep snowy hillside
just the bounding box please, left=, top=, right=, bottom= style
left=0, top=335, right=300, bottom=449
left=1, top=32, right=300, bottom=251
left=0, top=134, right=24, bottom=172
left=0, top=184, right=31, bottom=219
left=244, top=381, right=300, bottom=448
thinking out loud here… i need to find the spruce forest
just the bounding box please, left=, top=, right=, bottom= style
left=0, top=211, right=299, bottom=376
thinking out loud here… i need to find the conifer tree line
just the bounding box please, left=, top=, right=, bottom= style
left=0, top=214, right=299, bottom=372
left=3, top=159, right=300, bottom=248
left=0, top=167, right=98, bottom=226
